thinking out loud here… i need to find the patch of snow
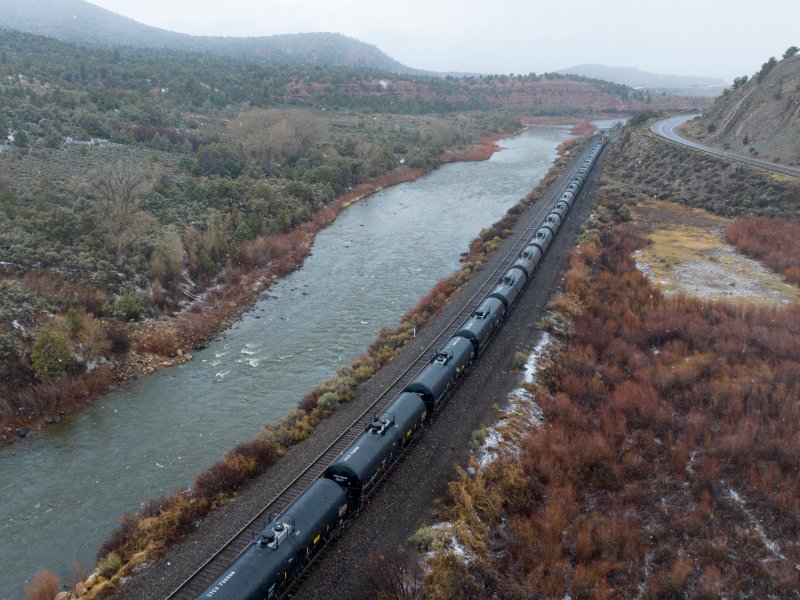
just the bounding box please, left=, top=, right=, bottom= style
left=424, top=522, right=475, bottom=564
left=727, top=484, right=796, bottom=567
left=11, top=320, right=26, bottom=334
left=476, top=333, right=548, bottom=467
left=634, top=551, right=653, bottom=600
left=449, top=535, right=472, bottom=562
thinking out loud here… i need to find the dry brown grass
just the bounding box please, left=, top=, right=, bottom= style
left=24, top=570, right=60, bottom=600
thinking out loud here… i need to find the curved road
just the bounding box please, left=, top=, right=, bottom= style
left=650, top=114, right=800, bottom=178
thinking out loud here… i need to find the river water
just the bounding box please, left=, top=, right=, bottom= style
left=0, top=125, right=572, bottom=598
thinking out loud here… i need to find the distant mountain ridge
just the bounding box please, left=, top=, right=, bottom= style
left=682, top=51, right=800, bottom=166
left=0, top=0, right=419, bottom=73
left=558, top=64, right=727, bottom=97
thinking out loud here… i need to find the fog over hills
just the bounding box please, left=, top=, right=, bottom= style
left=558, top=64, right=728, bottom=96
left=0, top=0, right=419, bottom=73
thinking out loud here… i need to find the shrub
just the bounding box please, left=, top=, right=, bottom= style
left=726, top=216, right=800, bottom=283
left=134, top=327, right=181, bottom=356
left=105, top=324, right=131, bottom=354
left=756, top=56, right=778, bottom=83
left=361, top=548, right=424, bottom=600
left=97, top=551, right=122, bottom=577
left=96, top=516, right=138, bottom=562
left=419, top=218, right=800, bottom=596
left=65, top=308, right=84, bottom=337
left=469, top=426, right=489, bottom=451
left=0, top=333, right=16, bottom=360
left=24, top=570, right=60, bottom=600
left=230, top=438, right=277, bottom=466
left=409, top=525, right=448, bottom=552
left=112, top=295, right=141, bottom=321
left=192, top=454, right=258, bottom=501
left=192, top=440, right=277, bottom=502
left=30, top=329, right=71, bottom=380
left=317, top=391, right=340, bottom=415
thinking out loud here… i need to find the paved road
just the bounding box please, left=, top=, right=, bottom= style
left=650, top=114, right=800, bottom=178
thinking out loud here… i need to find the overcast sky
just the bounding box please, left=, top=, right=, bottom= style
left=87, top=0, right=799, bottom=82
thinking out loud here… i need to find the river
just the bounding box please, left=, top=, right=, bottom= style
left=0, top=125, right=573, bottom=598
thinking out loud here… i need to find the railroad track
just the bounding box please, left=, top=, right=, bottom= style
left=166, top=137, right=604, bottom=600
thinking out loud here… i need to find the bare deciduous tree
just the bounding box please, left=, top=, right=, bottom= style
left=359, top=547, right=424, bottom=600
left=228, top=108, right=329, bottom=174
left=82, top=162, right=159, bottom=257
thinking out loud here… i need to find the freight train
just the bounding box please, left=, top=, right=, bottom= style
left=197, top=136, right=607, bottom=600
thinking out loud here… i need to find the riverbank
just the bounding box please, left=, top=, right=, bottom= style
left=26, top=131, right=588, bottom=600
left=5, top=123, right=600, bottom=600
left=1, top=132, right=513, bottom=447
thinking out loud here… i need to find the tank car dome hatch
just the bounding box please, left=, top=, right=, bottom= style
left=542, top=216, right=560, bottom=236
left=530, top=226, right=553, bottom=253
left=403, top=336, right=474, bottom=410
left=260, top=521, right=293, bottom=549
left=455, top=296, right=506, bottom=353
left=368, top=415, right=393, bottom=435
left=511, top=244, right=543, bottom=278
left=323, top=422, right=402, bottom=506
left=196, top=478, right=347, bottom=600
left=488, top=268, right=527, bottom=310
left=434, top=349, right=453, bottom=365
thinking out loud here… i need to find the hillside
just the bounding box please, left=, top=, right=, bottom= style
left=559, top=63, right=727, bottom=96
left=0, top=26, right=708, bottom=436
left=0, top=0, right=417, bottom=73
left=0, top=26, right=529, bottom=427
left=683, top=48, right=800, bottom=165
left=278, top=72, right=709, bottom=113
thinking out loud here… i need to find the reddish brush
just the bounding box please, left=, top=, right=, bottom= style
left=24, top=570, right=60, bottom=600
left=726, top=215, right=800, bottom=284
left=425, top=224, right=800, bottom=597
